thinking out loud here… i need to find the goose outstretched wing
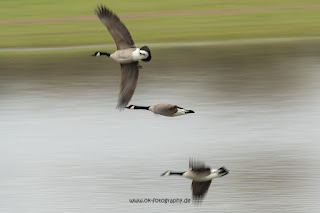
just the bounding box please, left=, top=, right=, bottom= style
left=117, top=62, right=140, bottom=109
left=95, top=5, right=135, bottom=50
left=189, top=158, right=211, bottom=174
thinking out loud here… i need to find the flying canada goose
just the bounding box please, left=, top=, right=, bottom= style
left=161, top=159, right=228, bottom=202
left=125, top=103, right=195, bottom=116
left=92, top=5, right=152, bottom=109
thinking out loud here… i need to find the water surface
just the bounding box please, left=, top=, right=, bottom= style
left=1, top=42, right=320, bottom=212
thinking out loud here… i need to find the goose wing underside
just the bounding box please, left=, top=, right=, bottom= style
left=192, top=180, right=212, bottom=201
left=117, top=62, right=139, bottom=109
left=95, top=5, right=135, bottom=50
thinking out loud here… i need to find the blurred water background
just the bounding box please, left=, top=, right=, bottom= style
left=1, top=42, right=320, bottom=212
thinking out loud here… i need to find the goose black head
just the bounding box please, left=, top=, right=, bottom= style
left=125, top=105, right=135, bottom=109
left=140, top=46, right=152, bottom=62
left=91, top=51, right=101, bottom=56
left=186, top=110, right=195, bottom=114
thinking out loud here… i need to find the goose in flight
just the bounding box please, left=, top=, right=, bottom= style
left=92, top=5, right=151, bottom=109
left=161, top=159, right=228, bottom=202
left=125, top=103, right=195, bottom=116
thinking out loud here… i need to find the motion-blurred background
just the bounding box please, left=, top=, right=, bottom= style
left=1, top=1, right=320, bottom=213
left=0, top=0, right=320, bottom=48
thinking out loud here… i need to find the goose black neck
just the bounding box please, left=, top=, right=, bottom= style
left=101, top=52, right=110, bottom=57
left=170, top=172, right=184, bottom=176
left=133, top=106, right=150, bottom=110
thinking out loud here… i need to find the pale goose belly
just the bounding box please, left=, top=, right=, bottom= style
left=182, top=170, right=214, bottom=182
left=110, top=48, right=139, bottom=64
